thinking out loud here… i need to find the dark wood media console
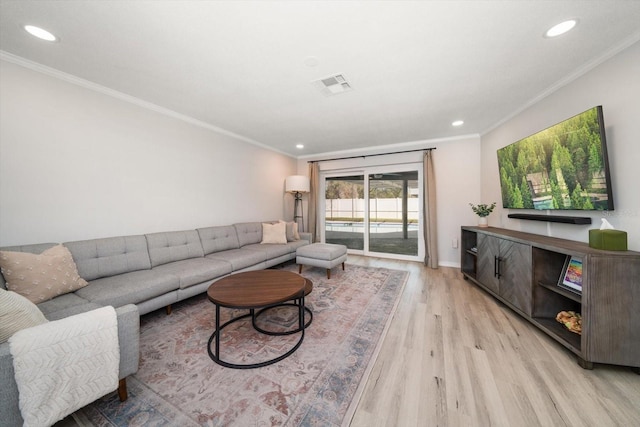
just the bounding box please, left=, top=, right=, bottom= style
left=461, top=226, right=640, bottom=371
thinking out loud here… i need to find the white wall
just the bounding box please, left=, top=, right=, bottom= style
left=297, top=135, right=481, bottom=267
left=0, top=60, right=298, bottom=246
left=9, top=40, right=632, bottom=258
left=481, top=41, right=640, bottom=251
left=435, top=137, right=482, bottom=265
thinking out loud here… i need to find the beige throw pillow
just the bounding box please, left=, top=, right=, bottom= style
left=0, top=288, right=48, bottom=343
left=0, top=245, right=88, bottom=304
left=279, top=220, right=300, bottom=242
left=261, top=222, right=287, bottom=244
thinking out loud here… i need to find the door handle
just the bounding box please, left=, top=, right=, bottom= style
left=496, top=256, right=502, bottom=279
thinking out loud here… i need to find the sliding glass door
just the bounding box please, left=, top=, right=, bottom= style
left=368, top=171, right=419, bottom=256
left=322, top=165, right=422, bottom=260
left=324, top=175, right=365, bottom=250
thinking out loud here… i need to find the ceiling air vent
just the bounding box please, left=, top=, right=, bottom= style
left=312, top=73, right=353, bottom=96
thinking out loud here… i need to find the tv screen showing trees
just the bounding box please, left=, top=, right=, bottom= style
left=497, top=106, right=614, bottom=211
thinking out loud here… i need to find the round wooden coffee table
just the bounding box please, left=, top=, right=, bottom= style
left=206, top=270, right=312, bottom=369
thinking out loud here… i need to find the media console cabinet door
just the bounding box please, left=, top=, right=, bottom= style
left=477, top=234, right=500, bottom=294
left=476, top=233, right=532, bottom=314
left=498, top=239, right=532, bottom=315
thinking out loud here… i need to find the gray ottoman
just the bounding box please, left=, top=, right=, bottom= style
left=296, top=243, right=347, bottom=279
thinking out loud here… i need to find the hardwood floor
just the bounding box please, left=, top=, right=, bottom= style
left=54, top=255, right=639, bottom=427
left=347, top=255, right=640, bottom=427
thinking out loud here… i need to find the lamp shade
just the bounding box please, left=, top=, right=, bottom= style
left=285, top=175, right=310, bottom=193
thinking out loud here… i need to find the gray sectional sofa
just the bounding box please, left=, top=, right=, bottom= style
left=0, top=221, right=310, bottom=426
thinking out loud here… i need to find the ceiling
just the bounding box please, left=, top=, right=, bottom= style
left=1, top=1, right=639, bottom=158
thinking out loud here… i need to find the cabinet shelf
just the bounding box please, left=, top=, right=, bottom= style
left=464, top=272, right=477, bottom=281
left=461, top=229, right=478, bottom=280
left=537, top=281, right=581, bottom=303
left=531, top=317, right=581, bottom=353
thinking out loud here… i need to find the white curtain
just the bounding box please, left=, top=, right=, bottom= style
left=423, top=150, right=438, bottom=268
left=308, top=162, right=320, bottom=243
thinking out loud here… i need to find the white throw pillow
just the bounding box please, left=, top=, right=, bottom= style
left=261, top=222, right=287, bottom=244
left=0, top=288, right=48, bottom=343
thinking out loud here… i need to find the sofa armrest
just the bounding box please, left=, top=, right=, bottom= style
left=299, top=232, right=312, bottom=244
left=116, top=304, right=140, bottom=378
left=0, top=341, right=21, bottom=427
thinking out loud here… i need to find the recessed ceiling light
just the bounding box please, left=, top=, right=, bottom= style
left=451, top=120, right=464, bottom=127
left=545, top=20, right=577, bottom=38
left=296, top=144, right=304, bottom=149
left=24, top=25, right=57, bottom=42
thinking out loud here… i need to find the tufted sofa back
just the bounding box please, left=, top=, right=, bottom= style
left=145, top=230, right=204, bottom=268
left=197, top=226, right=240, bottom=255
left=234, top=222, right=271, bottom=247
left=65, top=236, right=151, bottom=281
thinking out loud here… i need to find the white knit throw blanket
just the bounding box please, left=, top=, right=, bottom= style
left=9, top=306, right=119, bottom=427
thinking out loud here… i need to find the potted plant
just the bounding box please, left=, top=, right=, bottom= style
left=469, top=202, right=496, bottom=227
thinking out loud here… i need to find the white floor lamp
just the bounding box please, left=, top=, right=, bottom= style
left=285, top=175, right=310, bottom=231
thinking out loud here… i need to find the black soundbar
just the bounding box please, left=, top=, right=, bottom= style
left=507, top=213, right=592, bottom=224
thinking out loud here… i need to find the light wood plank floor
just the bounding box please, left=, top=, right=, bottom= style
left=347, top=255, right=640, bottom=427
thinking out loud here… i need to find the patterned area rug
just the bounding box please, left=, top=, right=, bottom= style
left=78, top=263, right=408, bottom=426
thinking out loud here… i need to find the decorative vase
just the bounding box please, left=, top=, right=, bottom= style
left=478, top=217, right=488, bottom=227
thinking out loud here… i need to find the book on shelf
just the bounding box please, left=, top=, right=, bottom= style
left=558, top=255, right=583, bottom=293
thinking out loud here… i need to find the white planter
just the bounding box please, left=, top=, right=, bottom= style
left=478, top=217, right=488, bottom=227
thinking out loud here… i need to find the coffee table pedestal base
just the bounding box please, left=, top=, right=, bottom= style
left=207, top=298, right=306, bottom=369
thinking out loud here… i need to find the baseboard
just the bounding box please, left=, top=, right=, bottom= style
left=439, top=261, right=461, bottom=268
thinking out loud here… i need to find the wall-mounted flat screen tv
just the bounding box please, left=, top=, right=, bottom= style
left=497, top=106, right=614, bottom=211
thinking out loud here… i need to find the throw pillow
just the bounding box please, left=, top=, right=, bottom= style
left=279, top=220, right=300, bottom=242
left=0, top=288, right=48, bottom=343
left=0, top=245, right=88, bottom=304
left=261, top=222, right=287, bottom=244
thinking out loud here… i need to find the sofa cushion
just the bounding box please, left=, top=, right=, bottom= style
left=261, top=222, right=287, bottom=244
left=65, top=236, right=151, bottom=281
left=242, top=242, right=295, bottom=259
left=75, top=270, right=179, bottom=308
left=146, top=230, right=204, bottom=268
left=152, top=258, right=232, bottom=289
left=36, top=292, right=98, bottom=319
left=205, top=248, right=267, bottom=271
left=0, top=245, right=88, bottom=303
left=197, top=226, right=240, bottom=254
left=44, top=302, right=104, bottom=321
left=0, top=288, right=48, bottom=343
left=234, top=222, right=263, bottom=247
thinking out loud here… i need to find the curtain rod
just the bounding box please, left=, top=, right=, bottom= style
left=307, top=147, right=435, bottom=163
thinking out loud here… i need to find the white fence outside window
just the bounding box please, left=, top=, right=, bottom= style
left=325, top=198, right=419, bottom=221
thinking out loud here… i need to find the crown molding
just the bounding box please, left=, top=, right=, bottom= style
left=481, top=32, right=640, bottom=136
left=0, top=50, right=295, bottom=158
left=297, top=133, right=480, bottom=161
